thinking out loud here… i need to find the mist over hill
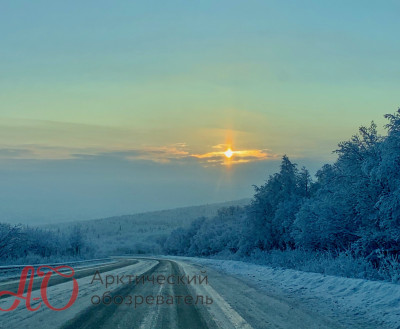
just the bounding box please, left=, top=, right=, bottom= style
left=44, top=199, right=250, bottom=255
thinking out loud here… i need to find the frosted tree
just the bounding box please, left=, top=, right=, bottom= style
left=0, top=224, right=21, bottom=260
left=375, top=110, right=400, bottom=232
left=241, top=156, right=309, bottom=252
left=188, top=207, right=245, bottom=256
left=294, top=121, right=383, bottom=252
left=163, top=218, right=204, bottom=255
left=69, top=225, right=85, bottom=256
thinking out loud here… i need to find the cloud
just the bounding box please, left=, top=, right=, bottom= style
left=0, top=145, right=98, bottom=160
left=0, top=148, right=35, bottom=159
left=192, top=146, right=278, bottom=166
left=212, top=144, right=229, bottom=149
left=125, top=144, right=190, bottom=163
left=0, top=142, right=278, bottom=166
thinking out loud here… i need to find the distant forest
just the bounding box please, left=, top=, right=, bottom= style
left=0, top=199, right=249, bottom=265
left=164, top=109, right=400, bottom=282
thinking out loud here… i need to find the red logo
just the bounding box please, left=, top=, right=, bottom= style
left=0, top=265, right=79, bottom=311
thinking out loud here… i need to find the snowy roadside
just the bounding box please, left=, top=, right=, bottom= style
left=0, top=259, right=158, bottom=329
left=166, top=256, right=400, bottom=329
left=0, top=258, right=117, bottom=282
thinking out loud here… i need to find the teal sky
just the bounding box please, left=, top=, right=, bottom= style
left=0, top=1, right=399, bottom=223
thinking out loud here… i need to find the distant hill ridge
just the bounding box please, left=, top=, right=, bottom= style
left=46, top=198, right=250, bottom=227
left=45, top=198, right=251, bottom=255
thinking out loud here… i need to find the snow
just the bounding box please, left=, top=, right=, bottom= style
left=0, top=259, right=158, bottom=329
left=173, top=257, right=400, bottom=329
left=0, top=258, right=116, bottom=282
left=175, top=260, right=253, bottom=329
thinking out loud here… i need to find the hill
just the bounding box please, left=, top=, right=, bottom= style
left=45, top=199, right=250, bottom=255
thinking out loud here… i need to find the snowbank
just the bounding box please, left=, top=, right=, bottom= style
left=186, top=258, right=400, bottom=329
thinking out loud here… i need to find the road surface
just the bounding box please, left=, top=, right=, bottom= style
left=0, top=257, right=373, bottom=329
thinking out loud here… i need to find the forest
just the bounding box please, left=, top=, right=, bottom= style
left=0, top=223, right=91, bottom=264
left=163, top=109, right=400, bottom=282
left=0, top=200, right=248, bottom=264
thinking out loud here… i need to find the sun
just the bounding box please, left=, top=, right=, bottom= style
left=224, top=148, right=233, bottom=158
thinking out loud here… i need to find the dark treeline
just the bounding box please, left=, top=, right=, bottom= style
left=0, top=223, right=89, bottom=264
left=164, top=110, right=400, bottom=281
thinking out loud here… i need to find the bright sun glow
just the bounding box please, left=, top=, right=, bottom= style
left=224, top=148, right=233, bottom=158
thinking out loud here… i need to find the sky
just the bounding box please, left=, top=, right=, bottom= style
left=1, top=1, right=399, bottom=224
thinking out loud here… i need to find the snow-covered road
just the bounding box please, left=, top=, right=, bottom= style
left=1, top=257, right=396, bottom=328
